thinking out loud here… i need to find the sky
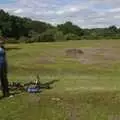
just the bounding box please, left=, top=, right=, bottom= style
left=0, top=0, right=120, bottom=28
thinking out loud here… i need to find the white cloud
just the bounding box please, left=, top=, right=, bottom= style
left=0, top=0, right=120, bottom=28
left=56, top=10, right=65, bottom=15
left=14, top=9, right=23, bottom=14
left=93, top=18, right=105, bottom=22
left=69, top=7, right=79, bottom=12
left=55, top=4, right=88, bottom=15
left=35, top=11, right=55, bottom=15
left=114, top=15, right=120, bottom=19
left=108, top=8, right=120, bottom=13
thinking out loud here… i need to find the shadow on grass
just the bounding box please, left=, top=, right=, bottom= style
left=6, top=47, right=21, bottom=51
left=0, top=90, right=23, bottom=100
left=36, top=79, right=60, bottom=89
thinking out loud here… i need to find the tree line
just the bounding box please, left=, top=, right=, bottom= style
left=0, top=9, right=120, bottom=43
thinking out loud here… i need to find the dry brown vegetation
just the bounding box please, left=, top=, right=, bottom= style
left=65, top=47, right=120, bottom=64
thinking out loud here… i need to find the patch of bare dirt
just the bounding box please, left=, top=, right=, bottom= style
left=66, top=48, right=84, bottom=58
left=65, top=48, right=120, bottom=64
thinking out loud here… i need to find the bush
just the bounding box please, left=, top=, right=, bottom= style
left=6, top=38, right=20, bottom=43
left=65, top=33, right=80, bottom=40
left=39, top=29, right=56, bottom=42
left=54, top=31, right=66, bottom=41
left=19, top=36, right=28, bottom=43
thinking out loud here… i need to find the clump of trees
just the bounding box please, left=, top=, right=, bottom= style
left=0, top=9, right=120, bottom=43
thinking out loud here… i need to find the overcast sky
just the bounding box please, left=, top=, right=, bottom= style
left=0, top=0, right=120, bottom=28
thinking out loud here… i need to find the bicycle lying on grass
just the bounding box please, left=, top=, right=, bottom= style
left=8, top=75, right=59, bottom=93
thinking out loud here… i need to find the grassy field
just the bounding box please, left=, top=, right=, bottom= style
left=1, top=40, right=120, bottom=120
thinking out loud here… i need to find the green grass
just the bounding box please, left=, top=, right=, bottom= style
left=1, top=40, right=120, bottom=120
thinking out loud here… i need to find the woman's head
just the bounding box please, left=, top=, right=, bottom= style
left=0, top=37, right=5, bottom=47
left=0, top=40, right=4, bottom=47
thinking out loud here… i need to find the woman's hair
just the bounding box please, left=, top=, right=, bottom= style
left=0, top=36, right=5, bottom=44
left=1, top=45, right=5, bottom=49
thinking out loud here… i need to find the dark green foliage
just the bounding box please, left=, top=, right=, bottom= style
left=82, top=26, right=120, bottom=40
left=6, top=38, right=20, bottom=43
left=39, top=29, right=56, bottom=42
left=65, top=33, right=81, bottom=40
left=0, top=9, right=53, bottom=41
left=54, top=30, right=65, bottom=41
left=57, top=21, right=84, bottom=36
left=0, top=9, right=120, bottom=42
left=28, top=20, right=53, bottom=33
left=39, top=29, right=65, bottom=42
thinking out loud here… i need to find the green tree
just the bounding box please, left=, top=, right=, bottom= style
left=65, top=33, right=80, bottom=40
left=57, top=21, right=84, bottom=36
left=39, top=29, right=55, bottom=42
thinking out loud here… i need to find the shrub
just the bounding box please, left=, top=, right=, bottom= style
left=65, top=33, right=80, bottom=40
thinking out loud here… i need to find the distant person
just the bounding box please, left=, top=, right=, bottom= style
left=0, top=39, right=9, bottom=97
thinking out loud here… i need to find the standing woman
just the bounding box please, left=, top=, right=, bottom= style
left=0, top=38, right=9, bottom=97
